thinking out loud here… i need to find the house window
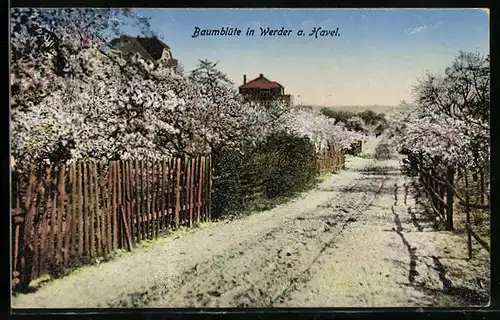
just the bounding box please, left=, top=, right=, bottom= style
left=163, top=50, right=171, bottom=60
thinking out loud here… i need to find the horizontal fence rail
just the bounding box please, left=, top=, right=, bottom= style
left=11, top=155, right=212, bottom=291
left=418, top=168, right=450, bottom=221
left=413, top=162, right=490, bottom=260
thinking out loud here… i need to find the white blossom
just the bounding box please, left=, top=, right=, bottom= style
left=11, top=9, right=366, bottom=171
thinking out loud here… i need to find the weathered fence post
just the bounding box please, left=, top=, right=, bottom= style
left=12, top=166, right=28, bottom=289
left=160, top=159, right=167, bottom=233
left=438, top=181, right=445, bottom=218
left=463, top=168, right=473, bottom=259
left=197, top=156, right=202, bottom=225
left=208, top=154, right=213, bottom=221
left=480, top=168, right=485, bottom=204
left=12, top=209, right=24, bottom=288
left=428, top=170, right=431, bottom=188
left=445, top=166, right=454, bottom=231
left=175, top=158, right=181, bottom=228
left=428, top=169, right=436, bottom=209
left=12, top=154, right=219, bottom=291
left=433, top=170, right=439, bottom=210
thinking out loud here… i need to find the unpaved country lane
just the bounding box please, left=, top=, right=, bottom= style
left=13, top=136, right=488, bottom=308
left=12, top=137, right=383, bottom=308
left=280, top=144, right=490, bottom=307
left=145, top=160, right=389, bottom=307
left=279, top=156, right=425, bottom=307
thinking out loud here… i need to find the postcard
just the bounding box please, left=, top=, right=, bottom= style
left=10, top=8, right=490, bottom=309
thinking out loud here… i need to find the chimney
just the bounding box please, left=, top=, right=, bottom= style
left=243, top=74, right=246, bottom=84
left=260, top=73, right=263, bottom=78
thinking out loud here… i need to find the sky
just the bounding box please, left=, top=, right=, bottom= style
left=125, top=9, right=489, bottom=107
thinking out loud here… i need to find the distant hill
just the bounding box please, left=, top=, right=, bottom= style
left=305, top=105, right=401, bottom=116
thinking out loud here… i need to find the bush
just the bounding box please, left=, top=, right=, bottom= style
left=374, top=142, right=392, bottom=160
left=211, top=133, right=317, bottom=219
left=374, top=122, right=389, bottom=136
left=320, top=108, right=356, bottom=123
left=320, top=108, right=388, bottom=136
left=262, top=133, right=317, bottom=198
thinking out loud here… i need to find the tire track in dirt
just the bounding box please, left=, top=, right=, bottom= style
left=13, top=137, right=391, bottom=308
left=279, top=153, right=429, bottom=307
left=269, top=177, right=389, bottom=307
left=107, top=164, right=390, bottom=308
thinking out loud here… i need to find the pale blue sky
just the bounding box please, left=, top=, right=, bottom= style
left=124, top=8, right=489, bottom=106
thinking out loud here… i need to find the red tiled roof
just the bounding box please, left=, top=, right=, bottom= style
left=166, top=58, right=178, bottom=67
left=135, top=36, right=171, bottom=60
left=110, top=35, right=171, bottom=61
left=239, top=74, right=283, bottom=89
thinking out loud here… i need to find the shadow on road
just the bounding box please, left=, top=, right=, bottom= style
left=352, top=165, right=393, bottom=174
left=389, top=174, right=489, bottom=307
left=320, top=183, right=395, bottom=196
left=431, top=256, right=488, bottom=306
left=408, top=179, right=443, bottom=230
left=391, top=205, right=419, bottom=284
left=413, top=255, right=490, bottom=307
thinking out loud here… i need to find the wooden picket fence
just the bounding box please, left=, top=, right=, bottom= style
left=11, top=155, right=212, bottom=291
left=316, top=149, right=345, bottom=174
left=418, top=167, right=454, bottom=228
left=417, top=164, right=490, bottom=259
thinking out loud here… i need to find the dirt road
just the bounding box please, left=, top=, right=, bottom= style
left=12, top=137, right=490, bottom=308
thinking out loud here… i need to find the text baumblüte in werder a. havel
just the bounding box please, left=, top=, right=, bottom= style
left=191, top=26, right=341, bottom=39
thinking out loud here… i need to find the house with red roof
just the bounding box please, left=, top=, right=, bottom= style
left=110, top=35, right=179, bottom=70
left=238, top=74, right=293, bottom=108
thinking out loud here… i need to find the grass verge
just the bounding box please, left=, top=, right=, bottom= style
left=16, top=221, right=218, bottom=295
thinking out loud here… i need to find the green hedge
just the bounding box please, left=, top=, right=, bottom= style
left=211, top=132, right=317, bottom=219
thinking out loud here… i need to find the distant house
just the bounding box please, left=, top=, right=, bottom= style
left=238, top=74, right=293, bottom=108
left=110, top=35, right=179, bottom=70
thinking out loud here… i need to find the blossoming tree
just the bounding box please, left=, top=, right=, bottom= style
left=11, top=8, right=365, bottom=174
left=388, top=51, right=489, bottom=230
left=389, top=51, right=489, bottom=172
